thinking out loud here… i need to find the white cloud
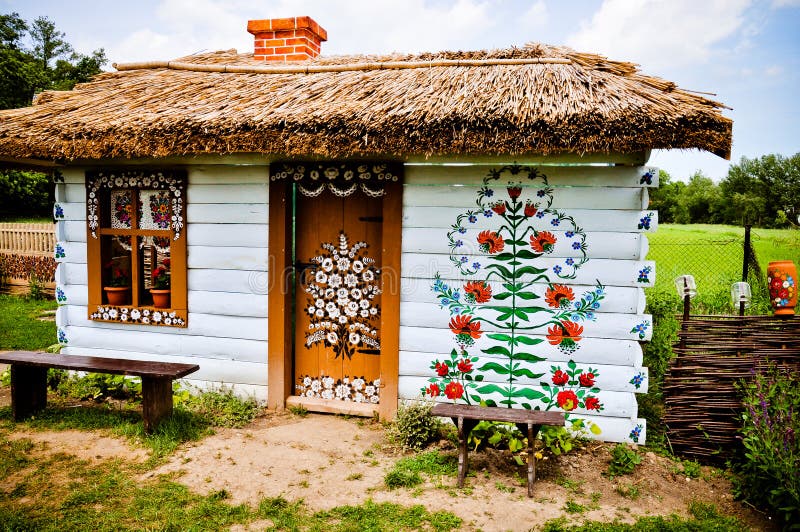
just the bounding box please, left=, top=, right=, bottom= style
left=765, top=65, right=783, bottom=76
left=519, top=1, right=549, bottom=29
left=566, top=0, right=753, bottom=70
left=772, top=0, right=800, bottom=6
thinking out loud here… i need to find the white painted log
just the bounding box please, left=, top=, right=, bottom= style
left=188, top=290, right=268, bottom=318
left=400, top=279, right=644, bottom=314
left=187, top=224, right=268, bottom=247
left=188, top=268, right=271, bottom=295
left=53, top=202, right=85, bottom=221
left=187, top=203, right=268, bottom=224
left=401, top=254, right=656, bottom=288
left=63, top=220, right=86, bottom=243
left=57, top=286, right=268, bottom=318
left=398, top=376, right=637, bottom=418
left=56, top=305, right=68, bottom=329
left=402, top=228, right=645, bottom=260
left=188, top=165, right=269, bottom=185
left=399, top=353, right=648, bottom=393
left=55, top=183, right=67, bottom=203
left=188, top=245, right=268, bottom=271
left=67, top=305, right=268, bottom=341
left=403, top=164, right=659, bottom=188
left=188, top=184, right=268, bottom=204
left=60, top=346, right=268, bottom=386
left=62, top=263, right=87, bottom=285
left=403, top=185, right=646, bottom=210
left=179, top=379, right=268, bottom=403
left=62, top=325, right=267, bottom=363
left=399, top=326, right=644, bottom=367
left=55, top=241, right=86, bottom=264
left=567, top=414, right=647, bottom=444
left=640, top=188, right=649, bottom=210
left=403, top=152, right=649, bottom=166
left=402, top=206, right=658, bottom=233
left=65, top=183, right=86, bottom=203
left=399, top=302, right=653, bottom=341
left=60, top=168, right=85, bottom=184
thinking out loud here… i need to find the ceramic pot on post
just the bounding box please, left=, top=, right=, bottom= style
left=104, top=286, right=130, bottom=306
left=150, top=289, right=171, bottom=309
left=767, top=260, right=797, bottom=316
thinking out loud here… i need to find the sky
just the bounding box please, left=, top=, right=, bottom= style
left=3, top=0, right=799, bottom=182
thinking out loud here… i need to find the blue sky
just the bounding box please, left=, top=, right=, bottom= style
left=4, top=0, right=799, bottom=182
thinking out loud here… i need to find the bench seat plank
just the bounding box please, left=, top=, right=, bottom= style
left=2, top=350, right=199, bottom=433
left=0, top=351, right=198, bottom=379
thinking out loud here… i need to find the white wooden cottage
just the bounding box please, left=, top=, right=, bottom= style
left=0, top=17, right=732, bottom=444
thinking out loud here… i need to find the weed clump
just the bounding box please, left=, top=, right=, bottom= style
left=388, top=400, right=442, bottom=451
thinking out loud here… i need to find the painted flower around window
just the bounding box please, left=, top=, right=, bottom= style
left=296, top=375, right=380, bottom=403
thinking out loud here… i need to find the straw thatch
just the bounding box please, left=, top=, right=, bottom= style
left=0, top=44, right=732, bottom=163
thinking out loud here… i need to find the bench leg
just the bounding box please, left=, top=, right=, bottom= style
left=453, top=416, right=479, bottom=488
left=141, top=377, right=173, bottom=433
left=516, top=422, right=542, bottom=498
left=10, top=365, right=48, bottom=420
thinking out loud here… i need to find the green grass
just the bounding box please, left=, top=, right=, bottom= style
left=0, top=294, right=57, bottom=350
left=384, top=450, right=458, bottom=489
left=542, top=501, right=747, bottom=531
left=648, top=224, right=799, bottom=291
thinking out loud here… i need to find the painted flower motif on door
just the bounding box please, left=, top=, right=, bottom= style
left=303, top=232, right=381, bottom=359
left=425, top=164, right=607, bottom=433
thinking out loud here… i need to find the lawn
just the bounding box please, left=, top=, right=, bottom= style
left=0, top=294, right=58, bottom=350
left=647, top=224, right=799, bottom=303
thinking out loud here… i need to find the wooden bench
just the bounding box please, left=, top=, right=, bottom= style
left=431, top=403, right=565, bottom=497
left=0, top=351, right=199, bottom=433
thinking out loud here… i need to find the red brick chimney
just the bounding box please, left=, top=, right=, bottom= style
left=247, top=16, right=327, bottom=62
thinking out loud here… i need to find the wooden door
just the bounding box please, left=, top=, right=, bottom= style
left=293, top=190, right=384, bottom=405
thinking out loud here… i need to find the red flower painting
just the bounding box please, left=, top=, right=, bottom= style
left=435, top=361, right=449, bottom=377
left=445, top=381, right=464, bottom=400
left=427, top=383, right=441, bottom=397
left=530, top=231, right=557, bottom=254
left=491, top=202, right=507, bottom=215
left=557, top=390, right=579, bottom=411
left=544, top=284, right=575, bottom=308
left=507, top=186, right=522, bottom=199
left=579, top=372, right=596, bottom=387
left=464, top=280, right=492, bottom=303
left=449, top=315, right=482, bottom=339
left=547, top=321, right=584, bottom=346
left=552, top=370, right=569, bottom=386
left=524, top=201, right=537, bottom=217
left=457, top=358, right=473, bottom=373
left=584, top=396, right=601, bottom=411
left=477, top=230, right=505, bottom=254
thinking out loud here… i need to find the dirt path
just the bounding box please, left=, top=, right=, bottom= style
left=0, top=399, right=775, bottom=531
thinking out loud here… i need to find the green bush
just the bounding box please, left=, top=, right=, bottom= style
left=732, top=362, right=799, bottom=527
left=605, top=443, right=642, bottom=478
left=0, top=169, right=54, bottom=219
left=175, top=386, right=261, bottom=428
left=389, top=400, right=442, bottom=451
left=56, top=372, right=142, bottom=401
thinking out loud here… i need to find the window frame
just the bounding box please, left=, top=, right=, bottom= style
left=85, top=169, right=188, bottom=327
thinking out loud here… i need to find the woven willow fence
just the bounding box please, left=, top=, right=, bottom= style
left=0, top=222, right=57, bottom=287
left=664, top=315, right=800, bottom=463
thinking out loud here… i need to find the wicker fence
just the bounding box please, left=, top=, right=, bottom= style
left=0, top=222, right=57, bottom=288
left=663, top=315, right=800, bottom=464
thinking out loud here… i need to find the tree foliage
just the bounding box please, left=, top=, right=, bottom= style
left=0, top=13, right=105, bottom=220
left=0, top=11, right=106, bottom=109
left=651, top=153, right=800, bottom=228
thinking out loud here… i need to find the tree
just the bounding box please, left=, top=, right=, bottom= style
left=0, top=12, right=106, bottom=109
left=670, top=171, right=723, bottom=224
left=648, top=169, right=684, bottom=223
left=720, top=153, right=800, bottom=227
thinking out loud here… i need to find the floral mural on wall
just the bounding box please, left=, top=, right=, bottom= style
left=425, top=164, right=612, bottom=434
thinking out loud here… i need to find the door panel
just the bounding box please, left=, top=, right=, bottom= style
left=294, top=191, right=383, bottom=404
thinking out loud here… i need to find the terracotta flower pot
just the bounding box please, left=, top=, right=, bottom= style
left=104, top=286, right=130, bottom=306
left=150, top=289, right=171, bottom=309
left=767, top=260, right=797, bottom=316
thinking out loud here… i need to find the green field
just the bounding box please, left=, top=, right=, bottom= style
left=646, top=224, right=799, bottom=313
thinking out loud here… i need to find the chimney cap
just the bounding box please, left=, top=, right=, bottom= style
left=247, top=16, right=327, bottom=41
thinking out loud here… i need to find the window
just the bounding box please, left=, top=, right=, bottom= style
left=85, top=169, right=187, bottom=327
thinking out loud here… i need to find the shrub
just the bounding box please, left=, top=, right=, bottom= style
left=732, top=362, right=799, bottom=527
left=56, top=372, right=142, bottom=401
left=175, top=386, right=261, bottom=428
left=605, top=443, right=641, bottom=478
left=389, top=400, right=442, bottom=451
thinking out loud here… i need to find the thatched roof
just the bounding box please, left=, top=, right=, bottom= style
left=0, top=43, right=732, bottom=164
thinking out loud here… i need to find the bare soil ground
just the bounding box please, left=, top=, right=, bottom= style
left=0, top=391, right=776, bottom=531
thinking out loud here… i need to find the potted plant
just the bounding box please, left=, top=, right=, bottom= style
left=104, top=262, right=130, bottom=305
left=150, top=258, right=171, bottom=308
